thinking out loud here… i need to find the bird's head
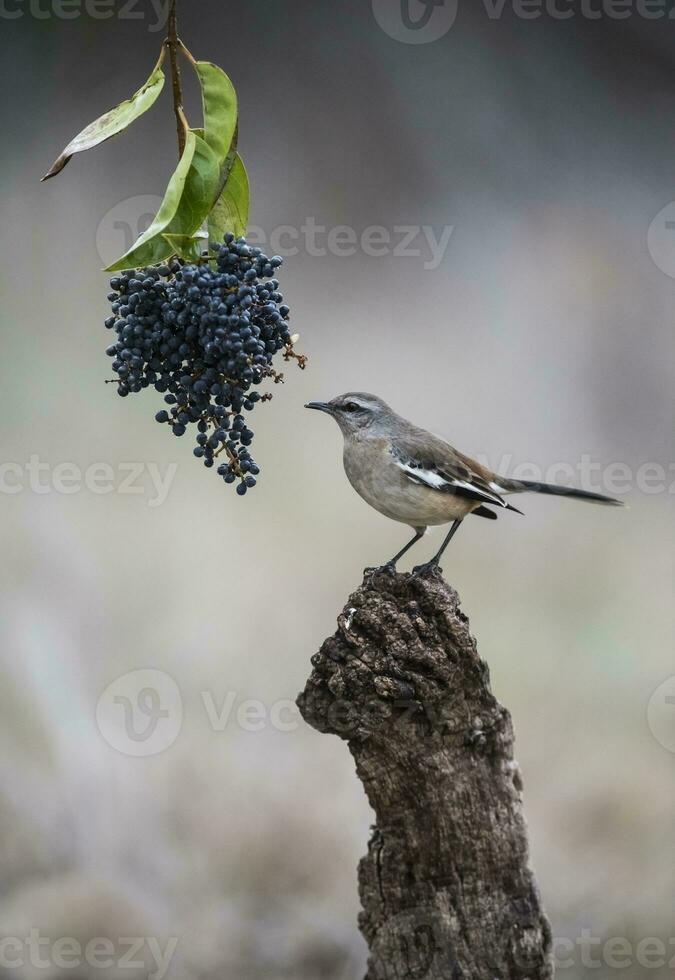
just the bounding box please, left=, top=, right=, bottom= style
left=305, top=392, right=392, bottom=436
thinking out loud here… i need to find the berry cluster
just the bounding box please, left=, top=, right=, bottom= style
left=105, top=236, right=304, bottom=494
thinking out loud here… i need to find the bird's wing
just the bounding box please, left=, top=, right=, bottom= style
left=390, top=431, right=518, bottom=512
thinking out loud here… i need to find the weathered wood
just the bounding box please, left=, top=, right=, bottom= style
left=297, top=566, right=553, bottom=980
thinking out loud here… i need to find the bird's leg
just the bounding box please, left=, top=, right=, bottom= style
left=413, top=519, right=462, bottom=574
left=383, top=529, right=425, bottom=570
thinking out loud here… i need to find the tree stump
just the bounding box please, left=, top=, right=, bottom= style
left=297, top=566, right=553, bottom=980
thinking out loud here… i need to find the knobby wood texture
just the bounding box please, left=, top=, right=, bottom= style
left=297, top=567, right=553, bottom=980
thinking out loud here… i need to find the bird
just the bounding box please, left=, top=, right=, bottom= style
left=305, top=392, right=623, bottom=571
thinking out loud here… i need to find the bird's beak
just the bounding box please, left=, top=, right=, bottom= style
left=305, top=401, right=335, bottom=415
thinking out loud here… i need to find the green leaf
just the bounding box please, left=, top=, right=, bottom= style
left=173, top=130, right=222, bottom=238
left=42, top=61, right=165, bottom=180
left=105, top=131, right=221, bottom=271
left=194, top=61, right=237, bottom=162
left=208, top=153, right=250, bottom=244
left=105, top=131, right=195, bottom=270
left=162, top=233, right=206, bottom=262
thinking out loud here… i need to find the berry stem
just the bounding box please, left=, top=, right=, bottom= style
left=166, top=0, right=186, bottom=159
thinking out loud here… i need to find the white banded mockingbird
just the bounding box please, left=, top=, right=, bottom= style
left=306, top=392, right=623, bottom=571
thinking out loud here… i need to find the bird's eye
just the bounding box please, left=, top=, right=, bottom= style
left=343, top=402, right=361, bottom=413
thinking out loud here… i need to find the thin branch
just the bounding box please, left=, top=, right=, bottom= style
left=166, top=0, right=186, bottom=158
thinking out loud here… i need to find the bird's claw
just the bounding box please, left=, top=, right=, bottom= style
left=412, top=560, right=441, bottom=577
left=363, top=561, right=397, bottom=586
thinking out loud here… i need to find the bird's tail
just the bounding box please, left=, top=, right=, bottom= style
left=515, top=479, right=624, bottom=506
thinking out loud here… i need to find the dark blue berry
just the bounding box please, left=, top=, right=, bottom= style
left=105, top=234, right=294, bottom=493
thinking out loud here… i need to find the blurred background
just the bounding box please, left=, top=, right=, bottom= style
left=1, top=2, right=674, bottom=977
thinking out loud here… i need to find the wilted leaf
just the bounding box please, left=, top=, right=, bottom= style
left=106, top=131, right=221, bottom=271
left=194, top=61, right=237, bottom=162
left=208, top=153, right=250, bottom=244
left=42, top=60, right=165, bottom=180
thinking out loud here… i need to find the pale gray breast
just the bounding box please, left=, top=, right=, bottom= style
left=342, top=437, right=473, bottom=527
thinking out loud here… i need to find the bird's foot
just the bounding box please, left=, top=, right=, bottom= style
left=412, top=560, right=441, bottom=577
left=363, top=562, right=397, bottom=586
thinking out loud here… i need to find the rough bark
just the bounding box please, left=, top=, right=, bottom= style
left=297, top=566, right=553, bottom=980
